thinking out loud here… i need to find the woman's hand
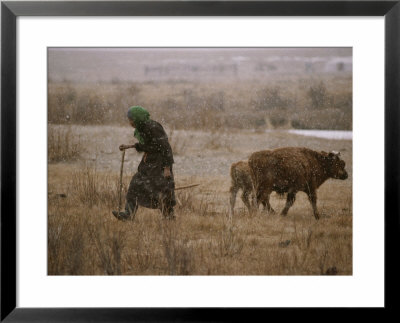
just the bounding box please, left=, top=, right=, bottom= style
left=164, top=167, right=172, bottom=178
left=119, top=144, right=134, bottom=151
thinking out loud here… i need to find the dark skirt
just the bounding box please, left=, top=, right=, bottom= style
left=126, top=167, right=176, bottom=210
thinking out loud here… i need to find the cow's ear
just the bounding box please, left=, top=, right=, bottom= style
left=321, top=151, right=330, bottom=160
left=329, top=151, right=340, bottom=158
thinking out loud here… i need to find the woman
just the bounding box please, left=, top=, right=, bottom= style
left=113, top=106, right=176, bottom=221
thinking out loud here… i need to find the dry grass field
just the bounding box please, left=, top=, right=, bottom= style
left=48, top=125, right=352, bottom=275
left=48, top=77, right=352, bottom=131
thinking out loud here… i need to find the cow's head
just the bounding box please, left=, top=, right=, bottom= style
left=326, top=151, right=348, bottom=180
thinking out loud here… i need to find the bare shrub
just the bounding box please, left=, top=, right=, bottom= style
left=174, top=187, right=217, bottom=216
left=131, top=229, right=155, bottom=273
left=214, top=225, right=244, bottom=258
left=205, top=91, right=225, bottom=111
left=307, top=81, right=333, bottom=109
left=291, top=227, right=314, bottom=271
left=64, top=229, right=86, bottom=275
left=48, top=83, right=140, bottom=125
left=71, top=167, right=124, bottom=208
left=317, top=247, right=329, bottom=275
left=74, top=90, right=110, bottom=124
left=161, top=223, right=194, bottom=275
left=86, top=222, right=126, bottom=275
left=48, top=126, right=81, bottom=162
left=252, top=87, right=292, bottom=111
left=291, top=108, right=350, bottom=130
left=195, top=110, right=224, bottom=130
left=48, top=212, right=67, bottom=274
left=175, top=189, right=197, bottom=211
left=97, top=174, right=124, bottom=209
left=160, top=97, right=180, bottom=110
left=126, top=83, right=141, bottom=97
left=196, top=193, right=218, bottom=217
left=223, top=113, right=266, bottom=129
left=333, top=91, right=352, bottom=110
left=48, top=204, right=86, bottom=275
left=123, top=220, right=160, bottom=275
left=71, top=167, right=99, bottom=207
left=48, top=85, right=77, bottom=123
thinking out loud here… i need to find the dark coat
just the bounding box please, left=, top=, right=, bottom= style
left=126, top=120, right=176, bottom=209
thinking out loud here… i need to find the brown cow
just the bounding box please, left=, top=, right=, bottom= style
left=229, top=160, right=257, bottom=217
left=248, top=147, right=348, bottom=219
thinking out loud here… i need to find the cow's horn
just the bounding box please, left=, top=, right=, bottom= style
left=331, top=150, right=340, bottom=156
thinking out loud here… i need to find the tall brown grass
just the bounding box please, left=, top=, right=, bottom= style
left=48, top=76, right=352, bottom=130
left=48, top=126, right=81, bottom=162
left=48, top=163, right=352, bottom=275
left=71, top=167, right=122, bottom=208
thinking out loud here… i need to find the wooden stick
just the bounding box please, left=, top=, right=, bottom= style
left=118, top=150, right=126, bottom=213
left=174, top=183, right=200, bottom=191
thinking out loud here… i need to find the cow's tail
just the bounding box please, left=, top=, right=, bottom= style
left=230, top=163, right=237, bottom=182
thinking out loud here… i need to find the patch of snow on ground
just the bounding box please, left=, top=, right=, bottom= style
left=287, top=130, right=352, bottom=140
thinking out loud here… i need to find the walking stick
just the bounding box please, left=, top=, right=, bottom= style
left=118, top=149, right=126, bottom=214
left=174, top=183, right=200, bottom=191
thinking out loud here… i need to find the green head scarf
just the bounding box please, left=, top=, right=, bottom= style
left=127, top=106, right=150, bottom=144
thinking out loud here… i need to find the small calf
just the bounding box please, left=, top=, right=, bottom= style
left=229, top=160, right=257, bottom=216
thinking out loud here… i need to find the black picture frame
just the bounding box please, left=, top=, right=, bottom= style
left=1, top=1, right=399, bottom=321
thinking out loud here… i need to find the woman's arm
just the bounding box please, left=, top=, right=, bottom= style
left=134, top=123, right=166, bottom=153
left=119, top=144, right=135, bottom=151
left=134, top=122, right=174, bottom=166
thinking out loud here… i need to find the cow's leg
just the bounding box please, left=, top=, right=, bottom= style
left=306, top=190, right=319, bottom=220
left=259, top=189, right=275, bottom=214
left=241, top=190, right=252, bottom=214
left=261, top=201, right=267, bottom=210
left=281, top=190, right=296, bottom=216
left=250, top=191, right=258, bottom=211
left=229, top=185, right=239, bottom=217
